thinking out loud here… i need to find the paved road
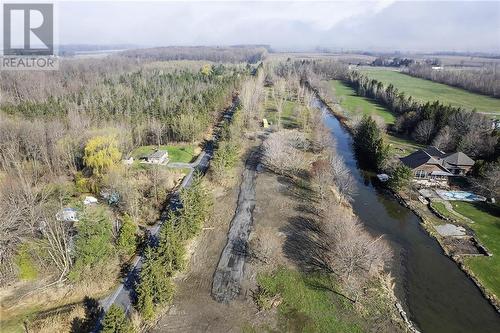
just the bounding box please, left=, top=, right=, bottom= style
left=96, top=99, right=237, bottom=325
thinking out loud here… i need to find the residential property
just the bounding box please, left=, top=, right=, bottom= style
left=140, top=150, right=169, bottom=165
left=400, top=146, right=475, bottom=181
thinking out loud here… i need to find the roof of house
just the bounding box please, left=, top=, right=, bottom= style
left=149, top=150, right=168, bottom=159
left=400, top=146, right=474, bottom=172
left=443, top=152, right=475, bottom=167
left=423, top=146, right=446, bottom=159
left=400, top=150, right=442, bottom=169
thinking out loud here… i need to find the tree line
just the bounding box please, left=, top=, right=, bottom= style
left=121, top=46, right=268, bottom=64
left=404, top=63, right=500, bottom=98
left=345, top=71, right=499, bottom=161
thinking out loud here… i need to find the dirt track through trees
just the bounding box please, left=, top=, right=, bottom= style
left=211, top=150, right=259, bottom=303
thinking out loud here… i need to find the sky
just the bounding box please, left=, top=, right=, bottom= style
left=54, top=0, right=500, bottom=53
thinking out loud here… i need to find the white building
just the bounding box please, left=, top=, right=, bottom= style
left=142, top=150, right=169, bottom=165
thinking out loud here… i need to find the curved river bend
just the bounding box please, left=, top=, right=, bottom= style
left=313, top=98, right=500, bottom=333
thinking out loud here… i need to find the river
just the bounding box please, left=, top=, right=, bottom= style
left=313, top=98, right=500, bottom=333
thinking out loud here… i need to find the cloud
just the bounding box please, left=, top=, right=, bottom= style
left=58, top=1, right=499, bottom=52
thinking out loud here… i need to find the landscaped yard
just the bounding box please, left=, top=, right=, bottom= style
left=358, top=68, right=500, bottom=115
left=130, top=144, right=198, bottom=164
left=449, top=202, right=500, bottom=299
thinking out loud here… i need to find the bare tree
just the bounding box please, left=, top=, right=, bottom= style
left=329, top=155, right=356, bottom=203
left=272, top=79, right=287, bottom=129
left=473, top=162, right=500, bottom=200
left=263, top=131, right=306, bottom=176
left=413, top=119, right=435, bottom=144
left=311, top=159, right=333, bottom=203
left=322, top=206, right=388, bottom=301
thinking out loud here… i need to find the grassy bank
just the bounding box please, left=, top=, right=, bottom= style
left=358, top=68, right=500, bottom=115
left=453, top=202, right=500, bottom=299
left=256, top=268, right=362, bottom=333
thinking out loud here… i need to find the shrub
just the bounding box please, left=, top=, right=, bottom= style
left=75, top=171, right=90, bottom=193
left=15, top=243, right=38, bottom=280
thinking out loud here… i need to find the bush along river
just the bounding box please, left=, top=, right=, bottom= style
left=312, top=97, right=500, bottom=333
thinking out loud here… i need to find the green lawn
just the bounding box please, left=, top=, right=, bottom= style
left=130, top=144, right=197, bottom=164
left=359, top=68, right=500, bottom=115
left=430, top=201, right=468, bottom=224
left=257, top=268, right=362, bottom=333
left=450, top=202, right=500, bottom=299
left=431, top=202, right=452, bottom=217
left=329, top=80, right=396, bottom=125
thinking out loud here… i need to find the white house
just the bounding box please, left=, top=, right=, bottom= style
left=141, top=150, right=169, bottom=165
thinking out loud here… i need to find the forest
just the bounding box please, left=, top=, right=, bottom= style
left=120, top=45, right=268, bottom=64
left=0, top=54, right=247, bottom=294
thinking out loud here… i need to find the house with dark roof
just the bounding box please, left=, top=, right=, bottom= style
left=400, top=146, right=474, bottom=180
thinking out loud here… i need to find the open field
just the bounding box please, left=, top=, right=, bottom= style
left=358, top=68, right=500, bottom=115
left=329, top=80, right=396, bottom=124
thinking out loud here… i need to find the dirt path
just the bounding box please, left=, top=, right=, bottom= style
left=211, top=149, right=259, bottom=303
left=150, top=143, right=265, bottom=333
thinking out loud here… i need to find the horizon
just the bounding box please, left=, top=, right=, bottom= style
left=49, top=0, right=500, bottom=54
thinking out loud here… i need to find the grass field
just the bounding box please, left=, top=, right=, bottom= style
left=130, top=144, right=197, bottom=164
left=329, top=80, right=396, bottom=124
left=359, top=68, right=500, bottom=115
left=450, top=202, right=500, bottom=299
left=257, top=268, right=362, bottom=333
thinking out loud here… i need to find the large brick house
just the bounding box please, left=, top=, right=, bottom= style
left=400, top=146, right=474, bottom=180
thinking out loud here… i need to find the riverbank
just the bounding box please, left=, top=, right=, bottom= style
left=394, top=191, right=500, bottom=313
left=314, top=88, right=500, bottom=315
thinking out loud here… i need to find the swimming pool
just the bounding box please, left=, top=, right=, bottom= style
left=435, top=190, right=486, bottom=202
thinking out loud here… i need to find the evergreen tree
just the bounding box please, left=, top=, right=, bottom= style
left=101, top=304, right=134, bottom=333
left=117, top=214, right=137, bottom=257
left=388, top=164, right=413, bottom=191
left=353, top=115, right=389, bottom=170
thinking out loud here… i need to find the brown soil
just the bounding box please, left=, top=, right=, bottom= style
left=151, top=133, right=314, bottom=332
